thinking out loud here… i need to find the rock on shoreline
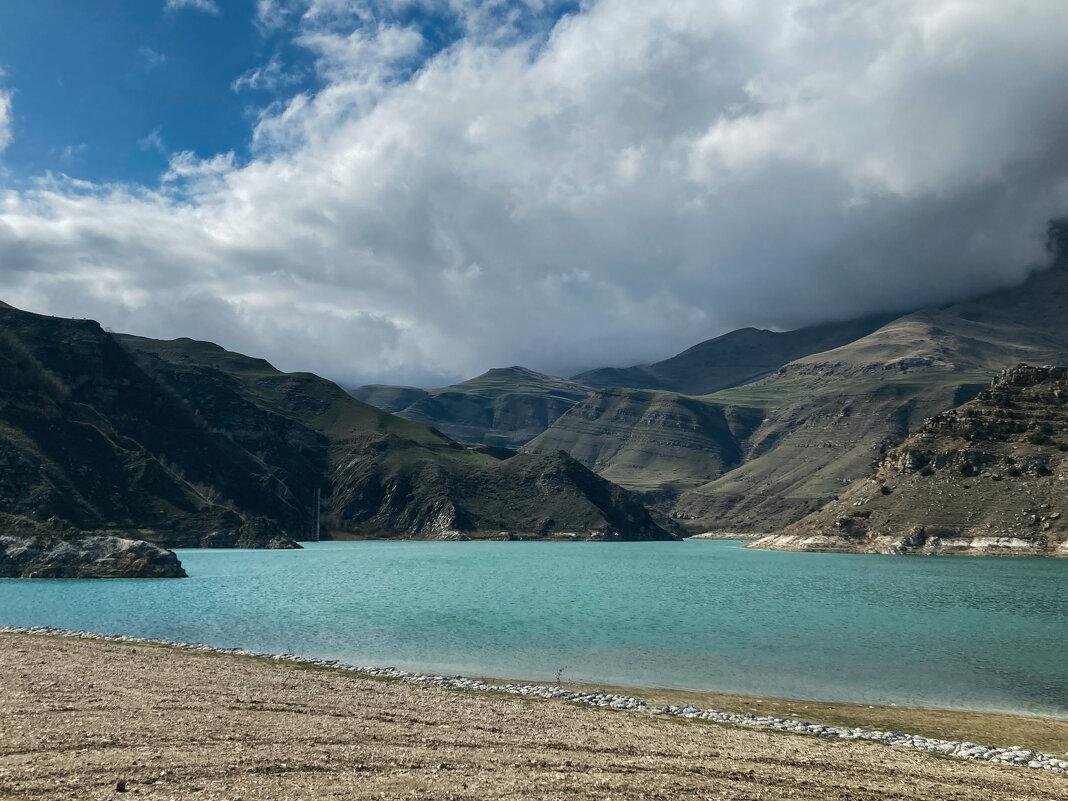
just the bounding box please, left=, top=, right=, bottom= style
left=0, top=535, right=186, bottom=578
left=2, top=624, right=1064, bottom=775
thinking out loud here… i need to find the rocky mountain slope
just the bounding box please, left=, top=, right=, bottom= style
left=351, top=366, right=594, bottom=448
left=522, top=389, right=764, bottom=499
left=750, top=366, right=1068, bottom=555
left=328, top=445, right=670, bottom=539
left=0, top=307, right=296, bottom=552
left=0, top=303, right=676, bottom=554
left=525, top=356, right=995, bottom=528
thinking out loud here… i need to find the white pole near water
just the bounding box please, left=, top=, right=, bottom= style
left=313, top=487, right=321, bottom=542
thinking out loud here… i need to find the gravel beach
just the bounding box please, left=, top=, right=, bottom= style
left=1, top=633, right=1066, bottom=800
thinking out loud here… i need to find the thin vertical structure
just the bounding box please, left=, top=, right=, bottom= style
left=313, top=487, right=321, bottom=542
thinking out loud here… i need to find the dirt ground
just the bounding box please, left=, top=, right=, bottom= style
left=1, top=634, right=1066, bottom=800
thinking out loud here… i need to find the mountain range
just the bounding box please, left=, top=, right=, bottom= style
left=354, top=225, right=1068, bottom=538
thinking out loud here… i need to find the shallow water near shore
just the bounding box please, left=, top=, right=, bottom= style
left=1, top=540, right=1066, bottom=716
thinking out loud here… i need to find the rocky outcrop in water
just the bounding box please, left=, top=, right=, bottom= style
left=0, top=534, right=186, bottom=578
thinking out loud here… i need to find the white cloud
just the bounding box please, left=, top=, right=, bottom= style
left=164, top=0, right=219, bottom=15
left=59, top=144, right=88, bottom=165
left=3, top=0, right=1068, bottom=387
left=232, top=55, right=303, bottom=93
left=0, top=89, right=11, bottom=153
left=139, top=46, right=167, bottom=70
left=138, top=126, right=167, bottom=155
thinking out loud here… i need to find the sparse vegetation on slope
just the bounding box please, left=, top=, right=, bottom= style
left=523, top=388, right=762, bottom=499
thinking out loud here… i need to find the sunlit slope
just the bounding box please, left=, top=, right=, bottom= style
left=523, top=389, right=763, bottom=496
left=673, top=368, right=996, bottom=531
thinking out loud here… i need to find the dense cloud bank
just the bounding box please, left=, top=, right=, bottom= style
left=2, top=0, right=1068, bottom=385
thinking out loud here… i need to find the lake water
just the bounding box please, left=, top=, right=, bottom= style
left=1, top=540, right=1066, bottom=716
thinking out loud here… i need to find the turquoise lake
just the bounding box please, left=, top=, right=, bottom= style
left=1, top=540, right=1066, bottom=716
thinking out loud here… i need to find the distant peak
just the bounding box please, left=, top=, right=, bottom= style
left=479, top=365, right=562, bottom=381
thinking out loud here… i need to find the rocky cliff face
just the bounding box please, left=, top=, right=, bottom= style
left=751, top=366, right=1068, bottom=555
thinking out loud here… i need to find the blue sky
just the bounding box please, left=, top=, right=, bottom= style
left=0, top=1, right=1066, bottom=387
left=0, top=0, right=316, bottom=185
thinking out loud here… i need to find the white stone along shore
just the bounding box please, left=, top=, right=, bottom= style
left=2, top=625, right=1066, bottom=775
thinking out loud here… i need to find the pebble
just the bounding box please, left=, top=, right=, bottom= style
left=2, top=625, right=1065, bottom=775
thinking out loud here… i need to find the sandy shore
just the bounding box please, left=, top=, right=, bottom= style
left=1, top=634, right=1066, bottom=800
